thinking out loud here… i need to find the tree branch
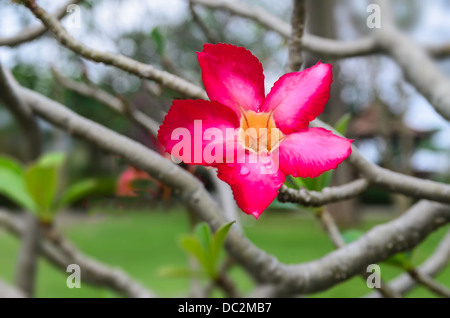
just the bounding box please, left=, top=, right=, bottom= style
left=13, top=213, right=41, bottom=297
left=407, top=267, right=450, bottom=297
left=0, top=0, right=82, bottom=47
left=317, top=208, right=401, bottom=298
left=189, top=1, right=218, bottom=43
left=374, top=0, right=450, bottom=121
left=0, top=63, right=41, bottom=160
left=310, top=119, right=450, bottom=205
left=190, top=0, right=380, bottom=58
left=51, top=68, right=160, bottom=136
left=285, top=0, right=306, bottom=73
left=278, top=179, right=369, bottom=207
left=14, top=77, right=450, bottom=294
left=22, top=0, right=207, bottom=100
left=366, top=231, right=450, bottom=297
left=0, top=209, right=155, bottom=298
left=0, top=280, right=26, bottom=298
left=0, top=64, right=42, bottom=297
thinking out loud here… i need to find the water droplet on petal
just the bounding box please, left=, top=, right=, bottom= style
left=240, top=166, right=250, bottom=176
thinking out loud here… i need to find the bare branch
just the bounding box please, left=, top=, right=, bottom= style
left=366, top=231, right=450, bottom=297
left=407, top=268, right=450, bottom=298
left=190, top=0, right=380, bottom=58
left=285, top=0, right=306, bottom=73
left=0, top=210, right=155, bottom=298
left=0, top=64, right=42, bottom=296
left=51, top=68, right=160, bottom=136
left=0, top=0, right=82, bottom=47
left=374, top=0, right=450, bottom=121
left=278, top=179, right=369, bottom=207
left=189, top=1, right=218, bottom=43
left=14, top=213, right=41, bottom=297
left=317, top=208, right=401, bottom=298
left=0, top=64, right=41, bottom=160
left=191, top=0, right=450, bottom=62
left=0, top=280, right=26, bottom=298
left=22, top=0, right=207, bottom=100
left=310, top=119, right=450, bottom=205
left=277, top=200, right=450, bottom=295
left=15, top=79, right=450, bottom=294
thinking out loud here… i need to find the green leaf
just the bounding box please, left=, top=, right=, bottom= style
left=195, top=223, right=213, bottom=253
left=56, top=178, right=100, bottom=211
left=194, top=223, right=215, bottom=277
left=151, top=27, right=165, bottom=56
left=179, top=235, right=206, bottom=269
left=293, top=170, right=333, bottom=192
left=157, top=266, right=200, bottom=278
left=0, top=155, right=23, bottom=175
left=37, top=152, right=66, bottom=168
left=24, top=152, right=66, bottom=221
left=211, top=221, right=234, bottom=266
left=383, top=252, right=413, bottom=269
left=0, top=166, right=38, bottom=213
left=334, top=113, right=352, bottom=136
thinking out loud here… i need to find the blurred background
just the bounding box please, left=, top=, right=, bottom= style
left=0, top=0, right=449, bottom=297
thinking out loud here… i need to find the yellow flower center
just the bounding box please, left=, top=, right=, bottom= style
left=239, top=110, right=284, bottom=154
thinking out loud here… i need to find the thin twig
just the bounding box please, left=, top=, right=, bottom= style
left=317, top=208, right=401, bottom=298
left=0, top=64, right=41, bottom=160
left=278, top=179, right=369, bottom=207
left=0, top=0, right=82, bottom=47
left=285, top=0, right=306, bottom=73
left=23, top=0, right=207, bottom=100
left=189, top=1, right=218, bottom=43
left=51, top=68, right=160, bottom=136
left=16, top=78, right=450, bottom=294
left=407, top=268, right=450, bottom=298
left=0, top=209, right=155, bottom=298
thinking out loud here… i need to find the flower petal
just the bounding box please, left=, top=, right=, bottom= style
left=116, top=167, right=152, bottom=197
left=277, top=127, right=353, bottom=178
left=216, top=150, right=285, bottom=219
left=197, top=43, right=265, bottom=117
left=261, top=62, right=333, bottom=134
left=158, top=99, right=239, bottom=165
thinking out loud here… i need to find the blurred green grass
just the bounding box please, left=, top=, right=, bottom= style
left=0, top=207, right=448, bottom=298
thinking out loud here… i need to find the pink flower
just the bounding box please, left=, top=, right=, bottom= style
left=158, top=43, right=353, bottom=218
left=116, top=166, right=152, bottom=197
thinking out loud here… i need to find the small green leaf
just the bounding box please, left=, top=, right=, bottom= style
left=24, top=152, right=66, bottom=221
left=180, top=235, right=206, bottom=269
left=383, top=251, right=413, bottom=269
left=211, top=221, right=234, bottom=266
left=195, top=223, right=213, bottom=253
left=293, top=170, right=333, bottom=192
left=334, top=113, right=352, bottom=136
left=37, top=152, right=66, bottom=168
left=0, top=155, right=23, bottom=175
left=151, top=27, right=165, bottom=56
left=56, top=178, right=99, bottom=211
left=0, top=167, right=38, bottom=213
left=194, top=223, right=215, bottom=277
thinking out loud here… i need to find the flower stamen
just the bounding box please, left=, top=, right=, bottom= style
left=239, top=110, right=284, bottom=154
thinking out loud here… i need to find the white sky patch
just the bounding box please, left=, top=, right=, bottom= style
left=412, top=149, right=450, bottom=173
